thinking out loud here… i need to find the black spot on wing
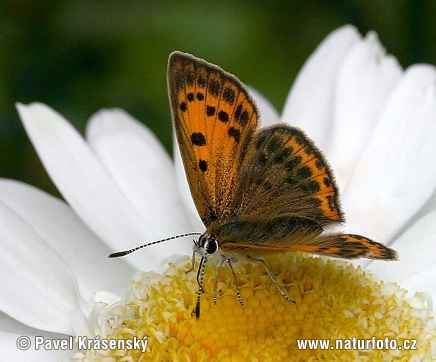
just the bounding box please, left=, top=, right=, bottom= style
left=317, top=246, right=331, bottom=251
left=296, top=166, right=312, bottom=179
left=228, top=127, right=241, bottom=143
left=323, top=177, right=332, bottom=187
left=208, top=79, right=221, bottom=96
left=284, top=156, right=302, bottom=172
left=299, top=180, right=321, bottom=194
left=273, top=147, right=292, bottom=164
left=218, top=110, right=229, bottom=123
left=239, top=109, right=250, bottom=126
left=199, top=159, right=208, bottom=172
left=206, top=106, right=216, bottom=116
left=191, top=133, right=206, bottom=146
left=234, top=103, right=242, bottom=120
left=234, top=103, right=250, bottom=126
left=315, top=160, right=325, bottom=170
left=223, top=87, right=236, bottom=104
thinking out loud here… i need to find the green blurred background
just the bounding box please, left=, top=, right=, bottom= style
left=1, top=0, right=435, bottom=196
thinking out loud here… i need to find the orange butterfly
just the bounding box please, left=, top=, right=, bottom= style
left=111, top=51, right=397, bottom=317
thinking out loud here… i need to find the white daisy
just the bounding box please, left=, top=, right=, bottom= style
left=1, top=25, right=435, bottom=360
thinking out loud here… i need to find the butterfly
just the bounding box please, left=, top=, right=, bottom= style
left=110, top=51, right=398, bottom=318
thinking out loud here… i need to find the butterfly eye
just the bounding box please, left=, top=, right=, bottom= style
left=204, top=236, right=219, bottom=255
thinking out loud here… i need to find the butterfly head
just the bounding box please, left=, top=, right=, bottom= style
left=195, top=233, right=219, bottom=257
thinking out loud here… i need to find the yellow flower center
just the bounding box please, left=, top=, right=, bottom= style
left=75, top=254, right=435, bottom=361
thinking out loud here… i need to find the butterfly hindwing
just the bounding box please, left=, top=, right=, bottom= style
left=215, top=125, right=398, bottom=261
left=168, top=52, right=259, bottom=225
left=220, top=231, right=398, bottom=260
left=230, top=125, right=343, bottom=226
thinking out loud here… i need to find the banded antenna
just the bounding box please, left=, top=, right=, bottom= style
left=108, top=232, right=202, bottom=258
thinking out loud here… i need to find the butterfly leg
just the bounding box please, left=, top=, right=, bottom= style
left=194, top=254, right=208, bottom=318
left=227, top=257, right=244, bottom=306
left=213, top=255, right=226, bottom=305
left=186, top=249, right=196, bottom=274
left=248, top=256, right=296, bottom=304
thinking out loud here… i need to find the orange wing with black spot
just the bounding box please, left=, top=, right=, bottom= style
left=212, top=218, right=397, bottom=260
left=230, top=125, right=343, bottom=227
left=211, top=216, right=397, bottom=260
left=221, top=233, right=398, bottom=260
left=168, top=51, right=259, bottom=225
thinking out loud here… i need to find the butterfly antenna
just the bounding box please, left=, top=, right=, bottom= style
left=108, top=232, right=202, bottom=258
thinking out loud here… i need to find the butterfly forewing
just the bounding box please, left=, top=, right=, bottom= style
left=168, top=52, right=259, bottom=225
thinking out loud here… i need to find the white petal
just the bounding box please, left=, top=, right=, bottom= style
left=173, top=134, right=204, bottom=231
left=0, top=332, right=71, bottom=361
left=329, top=31, right=402, bottom=187
left=86, top=109, right=193, bottom=237
left=0, top=313, right=34, bottom=335
left=0, top=312, right=69, bottom=340
left=411, top=187, right=436, bottom=222
left=400, top=264, right=436, bottom=302
left=0, top=201, right=79, bottom=334
left=17, top=103, right=189, bottom=271
left=366, top=210, right=436, bottom=282
left=343, top=65, right=436, bottom=242
left=0, top=179, right=134, bottom=300
left=91, top=291, right=121, bottom=305
left=281, top=25, right=361, bottom=150
left=247, top=86, right=280, bottom=127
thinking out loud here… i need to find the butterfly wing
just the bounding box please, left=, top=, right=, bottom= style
left=219, top=229, right=398, bottom=260
left=168, top=52, right=259, bottom=225
left=215, top=124, right=397, bottom=260
left=230, top=124, right=343, bottom=227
